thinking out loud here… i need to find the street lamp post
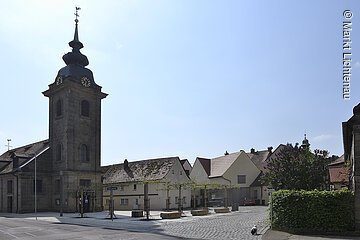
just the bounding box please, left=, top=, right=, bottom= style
left=60, top=170, right=63, bottom=217
left=34, top=155, right=37, bottom=220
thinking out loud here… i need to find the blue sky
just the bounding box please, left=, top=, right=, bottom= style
left=0, top=0, right=359, bottom=165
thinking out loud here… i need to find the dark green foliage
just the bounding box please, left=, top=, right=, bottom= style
left=263, top=145, right=331, bottom=190
left=271, top=189, right=355, bottom=233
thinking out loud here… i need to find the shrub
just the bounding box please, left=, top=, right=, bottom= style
left=270, top=189, right=355, bottom=233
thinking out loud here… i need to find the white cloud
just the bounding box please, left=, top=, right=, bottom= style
left=311, top=134, right=334, bottom=143
left=354, top=61, right=360, bottom=68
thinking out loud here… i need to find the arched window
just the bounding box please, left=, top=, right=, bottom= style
left=80, top=144, right=89, bottom=162
left=56, top=144, right=62, bottom=162
left=56, top=99, right=63, bottom=117
left=81, top=100, right=90, bottom=117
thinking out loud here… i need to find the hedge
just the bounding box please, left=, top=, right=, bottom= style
left=271, top=189, right=355, bottom=233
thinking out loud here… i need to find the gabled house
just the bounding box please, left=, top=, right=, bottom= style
left=0, top=140, right=51, bottom=213
left=102, top=157, right=191, bottom=211
left=180, top=159, right=192, bottom=177
left=328, top=155, right=349, bottom=190
left=190, top=151, right=261, bottom=206
left=248, top=147, right=272, bottom=205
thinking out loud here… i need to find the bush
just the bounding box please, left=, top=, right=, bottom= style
left=271, top=189, right=355, bottom=233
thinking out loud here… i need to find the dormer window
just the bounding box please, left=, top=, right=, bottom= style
left=81, top=100, right=89, bottom=117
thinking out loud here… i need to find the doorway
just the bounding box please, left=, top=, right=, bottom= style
left=7, top=196, right=12, bottom=213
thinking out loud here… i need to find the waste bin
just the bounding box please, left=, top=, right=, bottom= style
left=232, top=203, right=239, bottom=211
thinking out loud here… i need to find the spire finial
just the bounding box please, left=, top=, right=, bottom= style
left=75, top=6, right=81, bottom=23
left=62, top=6, right=89, bottom=66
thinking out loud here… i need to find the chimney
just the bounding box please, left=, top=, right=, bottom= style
left=268, top=146, right=273, bottom=153
left=224, top=151, right=229, bottom=156
left=9, top=152, right=19, bottom=169
left=124, top=159, right=129, bottom=169
left=250, top=148, right=255, bottom=154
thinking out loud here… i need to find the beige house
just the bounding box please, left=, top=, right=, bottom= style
left=190, top=150, right=263, bottom=206
left=102, top=157, right=191, bottom=211
left=190, top=147, right=283, bottom=206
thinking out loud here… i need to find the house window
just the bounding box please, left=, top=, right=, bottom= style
left=56, top=144, right=62, bottom=162
left=81, top=100, right=90, bottom=117
left=133, top=184, right=137, bottom=191
left=120, top=198, right=129, bottom=205
left=55, top=179, right=60, bottom=193
left=182, top=196, right=186, bottom=204
left=56, top=99, right=63, bottom=117
left=119, top=185, right=124, bottom=191
left=80, top=144, right=89, bottom=162
left=7, top=180, right=13, bottom=194
left=175, top=197, right=178, bottom=205
left=237, top=175, right=246, bottom=184
left=180, top=170, right=182, bottom=175
left=172, top=170, right=174, bottom=174
left=80, top=179, right=91, bottom=187
left=135, top=199, right=139, bottom=205
left=34, top=179, right=43, bottom=193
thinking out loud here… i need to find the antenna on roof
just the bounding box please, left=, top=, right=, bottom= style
left=5, top=139, right=12, bottom=151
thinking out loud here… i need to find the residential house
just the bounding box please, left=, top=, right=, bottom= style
left=328, top=155, right=349, bottom=190
left=102, top=157, right=191, bottom=211
left=248, top=147, right=273, bottom=205
left=180, top=159, right=192, bottom=177
left=0, top=140, right=51, bottom=213
left=190, top=151, right=261, bottom=207
left=249, top=145, right=287, bottom=205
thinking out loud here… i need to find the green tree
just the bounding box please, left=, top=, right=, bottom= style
left=263, top=144, right=331, bottom=191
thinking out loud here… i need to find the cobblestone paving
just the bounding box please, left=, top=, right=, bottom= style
left=156, top=206, right=268, bottom=240
left=0, top=206, right=268, bottom=240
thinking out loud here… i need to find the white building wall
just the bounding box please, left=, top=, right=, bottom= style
left=189, top=159, right=210, bottom=184
left=223, top=151, right=260, bottom=187
left=103, top=159, right=191, bottom=211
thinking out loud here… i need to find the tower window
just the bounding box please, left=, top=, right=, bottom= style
left=56, top=144, right=62, bottom=162
left=81, top=100, right=90, bottom=117
left=56, top=99, right=63, bottom=117
left=80, top=144, right=89, bottom=162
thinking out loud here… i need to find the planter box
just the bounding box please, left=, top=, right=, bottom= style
left=131, top=210, right=144, bottom=217
left=214, top=207, right=230, bottom=213
left=191, top=209, right=208, bottom=216
left=160, top=211, right=181, bottom=219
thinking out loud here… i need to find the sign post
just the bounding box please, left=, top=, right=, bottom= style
left=106, top=186, right=117, bottom=220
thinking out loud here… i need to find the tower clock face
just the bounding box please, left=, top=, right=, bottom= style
left=81, top=77, right=91, bottom=87
left=56, top=76, right=63, bottom=85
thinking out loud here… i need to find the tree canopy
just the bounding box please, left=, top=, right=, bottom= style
left=263, top=144, right=331, bottom=191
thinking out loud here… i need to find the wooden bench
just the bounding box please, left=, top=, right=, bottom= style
left=131, top=210, right=144, bottom=217
left=160, top=211, right=181, bottom=219
left=191, top=209, right=208, bottom=216
left=214, top=207, right=230, bottom=213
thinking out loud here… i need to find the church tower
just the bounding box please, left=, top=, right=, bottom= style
left=43, top=9, right=107, bottom=212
